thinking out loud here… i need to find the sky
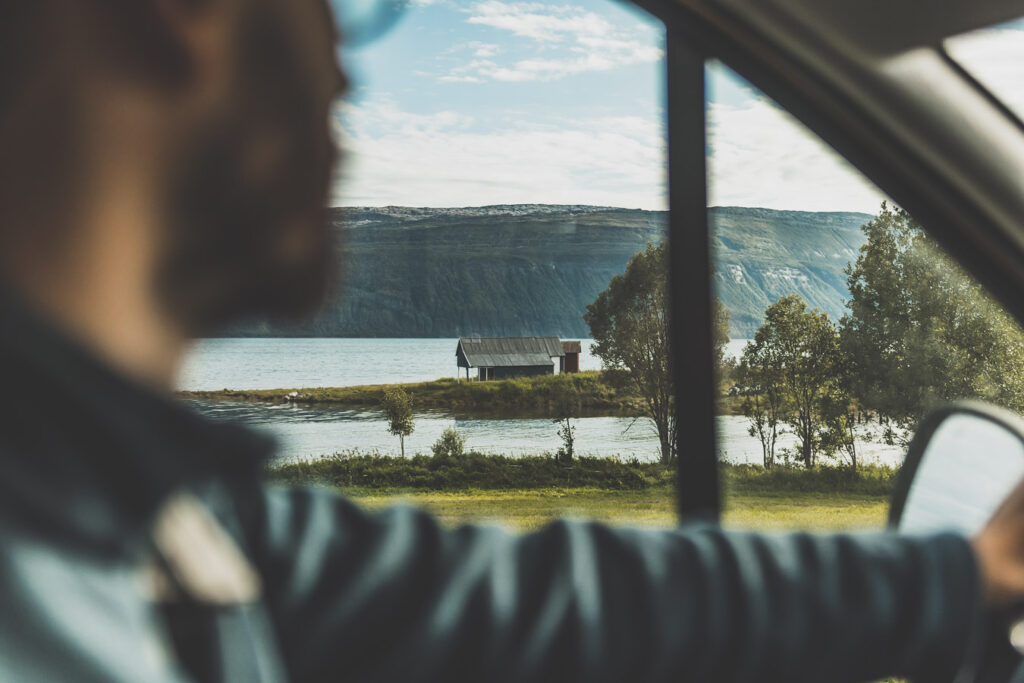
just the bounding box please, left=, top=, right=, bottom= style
left=328, top=1, right=1024, bottom=212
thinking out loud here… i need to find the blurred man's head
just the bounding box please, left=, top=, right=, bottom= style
left=0, top=0, right=346, bottom=338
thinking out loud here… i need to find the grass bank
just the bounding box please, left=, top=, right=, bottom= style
left=267, top=454, right=896, bottom=532
left=182, top=371, right=642, bottom=416
left=267, top=452, right=897, bottom=494
left=347, top=488, right=889, bottom=532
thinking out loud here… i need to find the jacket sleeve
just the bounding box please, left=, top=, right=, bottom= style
left=245, top=485, right=981, bottom=683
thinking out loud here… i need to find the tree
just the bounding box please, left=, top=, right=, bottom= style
left=737, top=339, right=785, bottom=469
left=432, top=427, right=466, bottom=458
left=751, top=295, right=843, bottom=468
left=551, top=380, right=579, bottom=463
left=585, top=242, right=730, bottom=464
left=585, top=243, right=674, bottom=463
left=818, top=391, right=858, bottom=471
left=841, top=202, right=1024, bottom=428
left=713, top=297, right=731, bottom=369
left=382, top=388, right=415, bottom=457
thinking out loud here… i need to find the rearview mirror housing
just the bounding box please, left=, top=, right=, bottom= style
left=890, top=401, right=1024, bottom=535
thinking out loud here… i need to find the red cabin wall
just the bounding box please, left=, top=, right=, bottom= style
left=564, top=353, right=579, bottom=373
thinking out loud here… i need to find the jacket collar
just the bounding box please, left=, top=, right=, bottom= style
left=0, top=284, right=274, bottom=555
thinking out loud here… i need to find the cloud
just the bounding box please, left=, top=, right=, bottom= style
left=331, top=99, right=666, bottom=208
left=441, top=1, right=663, bottom=83
left=468, top=41, right=500, bottom=57
left=330, top=66, right=896, bottom=212
left=466, top=1, right=615, bottom=42
left=707, top=94, right=885, bottom=212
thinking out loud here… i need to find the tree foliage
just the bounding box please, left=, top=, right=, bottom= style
left=737, top=336, right=785, bottom=469
left=551, top=380, right=580, bottom=463
left=431, top=427, right=466, bottom=459
left=840, top=203, right=1024, bottom=426
left=742, top=295, right=845, bottom=468
left=585, top=242, right=731, bottom=464
left=713, top=297, right=731, bottom=368
left=382, top=388, right=415, bottom=457
left=585, top=243, right=675, bottom=463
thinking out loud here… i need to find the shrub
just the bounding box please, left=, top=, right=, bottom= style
left=265, top=452, right=897, bottom=496
left=432, top=427, right=467, bottom=459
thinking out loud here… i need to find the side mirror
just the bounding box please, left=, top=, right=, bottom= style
left=890, top=401, right=1024, bottom=534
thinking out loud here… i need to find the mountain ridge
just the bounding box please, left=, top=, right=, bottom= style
left=226, top=205, right=872, bottom=338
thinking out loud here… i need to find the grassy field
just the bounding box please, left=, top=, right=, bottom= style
left=271, top=455, right=896, bottom=532
left=344, top=487, right=888, bottom=531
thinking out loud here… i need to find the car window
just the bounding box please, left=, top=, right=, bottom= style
left=709, top=56, right=1024, bottom=532
left=944, top=18, right=1024, bottom=124
left=178, top=0, right=680, bottom=531
left=176, top=3, right=1024, bottom=536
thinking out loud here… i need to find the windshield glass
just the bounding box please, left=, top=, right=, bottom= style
left=180, top=0, right=677, bottom=531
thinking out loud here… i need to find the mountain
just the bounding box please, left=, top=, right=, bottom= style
left=228, top=205, right=872, bottom=339
left=710, top=207, right=871, bottom=336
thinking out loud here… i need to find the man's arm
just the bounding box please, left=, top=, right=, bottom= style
left=245, top=486, right=980, bottom=683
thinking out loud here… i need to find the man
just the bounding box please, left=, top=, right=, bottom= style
left=0, top=1, right=1022, bottom=681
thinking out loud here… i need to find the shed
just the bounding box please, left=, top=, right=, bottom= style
left=456, top=337, right=564, bottom=381
left=561, top=341, right=582, bottom=374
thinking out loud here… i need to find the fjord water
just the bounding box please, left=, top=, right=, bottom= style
left=178, top=338, right=605, bottom=390
left=179, top=338, right=903, bottom=466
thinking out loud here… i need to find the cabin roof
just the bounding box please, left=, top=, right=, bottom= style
left=457, top=337, right=563, bottom=368
left=561, top=341, right=582, bottom=354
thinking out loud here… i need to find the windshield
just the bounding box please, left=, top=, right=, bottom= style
left=176, top=2, right=1024, bottom=535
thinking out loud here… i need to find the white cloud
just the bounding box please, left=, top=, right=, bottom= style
left=441, top=1, right=663, bottom=83
left=331, top=69, right=897, bottom=212
left=331, top=100, right=666, bottom=208
left=468, top=41, right=500, bottom=58
left=707, top=95, right=885, bottom=212
left=467, top=1, right=615, bottom=42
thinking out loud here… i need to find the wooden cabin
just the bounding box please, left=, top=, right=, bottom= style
left=561, top=341, right=582, bottom=374
left=456, top=337, right=565, bottom=381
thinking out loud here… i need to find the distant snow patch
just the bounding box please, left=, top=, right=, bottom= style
left=725, top=264, right=745, bottom=284
left=764, top=267, right=809, bottom=284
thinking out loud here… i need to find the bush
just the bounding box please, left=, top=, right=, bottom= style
left=432, top=427, right=467, bottom=458
left=267, top=450, right=671, bottom=491
left=267, top=453, right=898, bottom=497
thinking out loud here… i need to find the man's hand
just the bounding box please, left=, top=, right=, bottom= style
left=973, top=477, right=1024, bottom=606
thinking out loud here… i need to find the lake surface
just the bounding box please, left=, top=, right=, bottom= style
left=178, top=338, right=754, bottom=391
left=179, top=338, right=904, bottom=467
left=188, top=399, right=904, bottom=466
left=178, top=338, right=605, bottom=391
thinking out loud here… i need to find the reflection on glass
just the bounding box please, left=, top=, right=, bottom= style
left=900, top=414, right=1024, bottom=535
left=944, top=18, right=1024, bottom=124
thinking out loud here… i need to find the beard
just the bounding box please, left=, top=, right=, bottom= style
left=155, top=3, right=339, bottom=337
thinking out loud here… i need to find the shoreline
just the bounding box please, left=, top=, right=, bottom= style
left=266, top=456, right=896, bottom=531
left=178, top=371, right=746, bottom=418
left=266, top=453, right=898, bottom=494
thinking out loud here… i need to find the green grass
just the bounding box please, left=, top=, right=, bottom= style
left=181, top=371, right=641, bottom=415
left=269, top=453, right=897, bottom=494
left=268, top=454, right=896, bottom=532
left=268, top=452, right=676, bottom=490
left=345, top=487, right=888, bottom=532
